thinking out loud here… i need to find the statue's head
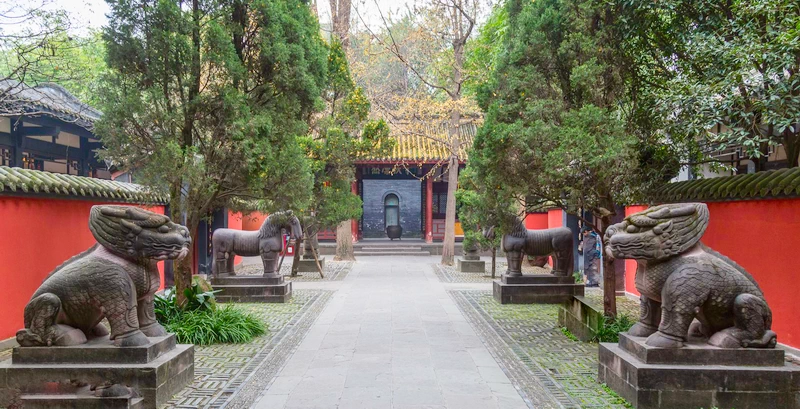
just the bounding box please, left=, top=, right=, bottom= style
left=263, top=210, right=303, bottom=240
left=604, top=203, right=709, bottom=261
left=89, top=205, right=192, bottom=260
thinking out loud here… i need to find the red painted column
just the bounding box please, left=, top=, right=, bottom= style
left=426, top=176, right=433, bottom=243
left=351, top=180, right=359, bottom=242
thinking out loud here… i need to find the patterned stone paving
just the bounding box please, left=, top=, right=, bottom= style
left=163, top=289, right=333, bottom=409
left=432, top=261, right=551, bottom=283
left=449, top=290, right=632, bottom=409
left=234, top=260, right=353, bottom=282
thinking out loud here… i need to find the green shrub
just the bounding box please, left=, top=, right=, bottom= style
left=154, top=283, right=265, bottom=345
left=164, top=306, right=266, bottom=345
left=573, top=270, right=584, bottom=284
left=593, top=315, right=635, bottom=343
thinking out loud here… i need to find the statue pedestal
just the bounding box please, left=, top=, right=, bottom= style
left=0, top=335, right=193, bottom=409
left=296, top=256, right=326, bottom=272
left=211, top=274, right=292, bottom=303
left=599, top=333, right=800, bottom=409
left=457, top=258, right=485, bottom=273
left=492, top=274, right=583, bottom=304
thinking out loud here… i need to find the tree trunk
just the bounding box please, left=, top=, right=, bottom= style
left=291, top=235, right=302, bottom=277
left=335, top=220, right=355, bottom=260
left=174, top=215, right=198, bottom=308
left=783, top=130, right=799, bottom=168
left=491, top=247, right=496, bottom=279
left=598, top=216, right=617, bottom=318
left=441, top=107, right=461, bottom=265
left=441, top=154, right=459, bottom=265
left=330, top=0, right=351, bottom=47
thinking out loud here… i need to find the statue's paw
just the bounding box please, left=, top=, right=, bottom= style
left=139, top=322, right=168, bottom=337
left=687, top=321, right=708, bottom=339
left=90, top=323, right=110, bottom=337
left=645, top=331, right=684, bottom=348
left=16, top=329, right=43, bottom=347
left=114, top=330, right=149, bottom=347
left=627, top=322, right=658, bottom=338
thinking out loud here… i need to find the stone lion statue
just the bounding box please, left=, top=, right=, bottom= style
left=605, top=203, right=776, bottom=349
left=16, top=205, right=191, bottom=348
left=211, top=210, right=302, bottom=277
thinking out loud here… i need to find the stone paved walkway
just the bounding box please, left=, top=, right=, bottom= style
left=449, top=290, right=631, bottom=409
left=252, top=256, right=529, bottom=409
left=165, top=290, right=333, bottom=409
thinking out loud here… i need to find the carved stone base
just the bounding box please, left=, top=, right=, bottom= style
left=492, top=274, right=584, bottom=304
left=457, top=258, right=485, bottom=273
left=0, top=335, right=193, bottom=409
left=211, top=274, right=292, bottom=303
left=296, top=257, right=325, bottom=272
left=599, top=333, right=800, bottom=409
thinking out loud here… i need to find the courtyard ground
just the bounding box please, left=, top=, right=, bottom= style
left=244, top=255, right=634, bottom=409
left=0, top=255, right=638, bottom=409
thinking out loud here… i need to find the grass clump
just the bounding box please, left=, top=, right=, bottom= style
left=164, top=306, right=266, bottom=345
left=593, top=314, right=635, bottom=343
left=600, top=383, right=633, bottom=408
left=154, top=282, right=266, bottom=345
left=560, top=326, right=579, bottom=341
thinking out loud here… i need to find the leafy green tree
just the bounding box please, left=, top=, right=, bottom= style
left=463, top=3, right=508, bottom=99
left=301, top=40, right=392, bottom=262
left=97, top=0, right=327, bottom=305
left=2, top=30, right=108, bottom=108
left=470, top=0, right=677, bottom=316
left=0, top=1, right=102, bottom=111
left=619, top=0, right=800, bottom=170
left=456, top=165, right=507, bottom=276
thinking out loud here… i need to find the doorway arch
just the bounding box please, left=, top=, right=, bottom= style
left=384, top=193, right=400, bottom=228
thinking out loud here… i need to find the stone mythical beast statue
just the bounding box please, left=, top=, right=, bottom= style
left=17, top=206, right=191, bottom=348
left=605, top=203, right=776, bottom=349
left=212, top=210, right=302, bottom=276
left=489, top=215, right=574, bottom=277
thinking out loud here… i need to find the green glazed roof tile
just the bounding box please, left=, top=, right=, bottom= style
left=653, top=168, right=800, bottom=203
left=0, top=166, right=167, bottom=204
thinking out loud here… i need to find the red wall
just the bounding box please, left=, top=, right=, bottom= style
left=623, top=205, right=649, bottom=297
left=227, top=211, right=245, bottom=265
left=624, top=200, right=800, bottom=349
left=524, top=212, right=548, bottom=229
left=242, top=211, right=267, bottom=231
left=0, top=196, right=166, bottom=341
left=547, top=209, right=564, bottom=228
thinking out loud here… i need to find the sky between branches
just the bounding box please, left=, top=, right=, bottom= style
left=10, top=0, right=419, bottom=35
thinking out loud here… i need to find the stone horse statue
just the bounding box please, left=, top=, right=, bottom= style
left=17, top=206, right=191, bottom=347
left=605, top=203, right=776, bottom=349
left=212, top=210, right=302, bottom=277
left=488, top=215, right=573, bottom=277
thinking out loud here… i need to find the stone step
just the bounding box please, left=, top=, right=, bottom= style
left=354, top=251, right=431, bottom=256
left=359, top=247, right=424, bottom=252
left=211, top=275, right=283, bottom=286
left=13, top=335, right=176, bottom=365
left=20, top=393, right=144, bottom=409
left=216, top=293, right=291, bottom=303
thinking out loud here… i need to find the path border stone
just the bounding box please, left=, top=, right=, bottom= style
left=163, top=289, right=333, bottom=409
left=220, top=290, right=333, bottom=409
left=449, top=289, right=565, bottom=409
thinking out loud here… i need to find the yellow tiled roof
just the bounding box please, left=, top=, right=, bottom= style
left=361, top=121, right=479, bottom=163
